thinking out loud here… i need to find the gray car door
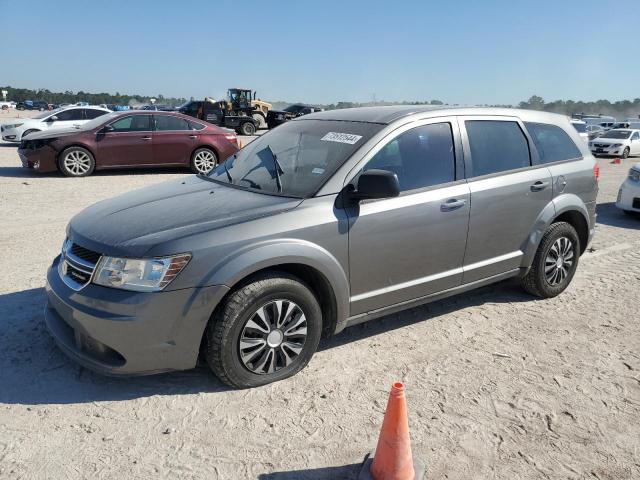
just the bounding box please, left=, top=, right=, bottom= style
left=459, top=116, right=553, bottom=284
left=345, top=118, right=470, bottom=316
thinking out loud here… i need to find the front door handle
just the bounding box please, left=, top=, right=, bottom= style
left=441, top=198, right=466, bottom=211
left=189, top=135, right=198, bottom=139
left=530, top=180, right=550, bottom=191
left=141, top=136, right=151, bottom=141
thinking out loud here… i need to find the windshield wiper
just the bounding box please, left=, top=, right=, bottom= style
left=265, top=145, right=284, bottom=192
left=223, top=156, right=234, bottom=182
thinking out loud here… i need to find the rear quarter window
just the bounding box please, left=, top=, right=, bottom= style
left=525, top=122, right=582, bottom=164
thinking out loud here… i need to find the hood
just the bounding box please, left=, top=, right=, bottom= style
left=592, top=137, right=629, bottom=144
left=68, top=176, right=302, bottom=257
left=24, top=127, right=85, bottom=140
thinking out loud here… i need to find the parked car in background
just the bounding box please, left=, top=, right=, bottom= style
left=1, top=105, right=110, bottom=142
left=616, top=162, right=640, bottom=216
left=611, top=121, right=640, bottom=130
left=42, top=106, right=597, bottom=387
left=570, top=119, right=588, bottom=141
left=266, top=103, right=323, bottom=129
left=586, top=124, right=605, bottom=140
left=18, top=110, right=239, bottom=176
left=589, top=129, right=640, bottom=158
left=139, top=104, right=176, bottom=111
left=16, top=100, right=49, bottom=111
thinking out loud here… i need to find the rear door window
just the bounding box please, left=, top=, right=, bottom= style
left=54, top=108, right=84, bottom=121
left=155, top=115, right=190, bottom=131
left=465, top=120, right=530, bottom=177
left=525, top=122, right=582, bottom=163
left=83, top=109, right=107, bottom=120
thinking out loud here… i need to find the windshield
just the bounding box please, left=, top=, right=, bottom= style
left=81, top=112, right=118, bottom=130
left=602, top=130, right=632, bottom=139
left=572, top=123, right=586, bottom=133
left=33, top=108, right=64, bottom=120
left=207, top=119, right=384, bottom=197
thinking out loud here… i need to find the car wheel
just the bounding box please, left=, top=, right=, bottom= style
left=190, top=147, right=217, bottom=174
left=622, top=147, right=630, bottom=159
left=21, top=129, right=40, bottom=140
left=59, top=146, right=95, bottom=177
left=521, top=222, right=580, bottom=298
left=205, top=271, right=322, bottom=388
left=252, top=113, right=266, bottom=129
left=240, top=121, right=256, bottom=136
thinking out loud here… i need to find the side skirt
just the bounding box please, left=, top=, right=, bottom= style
left=338, top=268, right=521, bottom=332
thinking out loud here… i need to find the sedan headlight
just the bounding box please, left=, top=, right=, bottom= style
left=93, top=254, right=191, bottom=292
left=611, top=143, right=623, bottom=148
left=629, top=168, right=640, bottom=182
left=4, top=123, right=24, bottom=129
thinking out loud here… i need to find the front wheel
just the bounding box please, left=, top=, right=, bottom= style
left=59, top=146, right=95, bottom=177
left=190, top=147, right=217, bottom=174
left=205, top=272, right=322, bottom=388
left=521, top=222, right=580, bottom=298
left=622, top=147, right=630, bottom=159
left=240, top=121, right=256, bottom=136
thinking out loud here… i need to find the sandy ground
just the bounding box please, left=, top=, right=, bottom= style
left=0, top=111, right=639, bottom=479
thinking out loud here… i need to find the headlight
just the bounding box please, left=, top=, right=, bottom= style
left=611, top=143, right=623, bottom=148
left=4, top=123, right=23, bottom=129
left=93, top=254, right=191, bottom=292
left=629, top=168, right=640, bottom=182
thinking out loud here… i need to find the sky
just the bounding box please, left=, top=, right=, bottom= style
left=1, top=0, right=639, bottom=105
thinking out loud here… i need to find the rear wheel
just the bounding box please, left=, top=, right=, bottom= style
left=240, top=121, right=256, bottom=136
left=205, top=272, right=322, bottom=388
left=622, top=147, right=630, bottom=159
left=59, top=146, right=95, bottom=177
left=521, top=222, right=580, bottom=298
left=190, top=147, right=217, bottom=174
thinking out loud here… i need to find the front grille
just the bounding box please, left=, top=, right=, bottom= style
left=59, top=242, right=102, bottom=291
left=70, top=243, right=101, bottom=264
left=593, top=143, right=611, bottom=148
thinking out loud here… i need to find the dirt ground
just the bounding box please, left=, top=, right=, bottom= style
left=0, top=110, right=639, bottom=479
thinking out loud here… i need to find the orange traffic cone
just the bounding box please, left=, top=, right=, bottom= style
left=359, top=382, right=424, bottom=480
left=612, top=158, right=622, bottom=165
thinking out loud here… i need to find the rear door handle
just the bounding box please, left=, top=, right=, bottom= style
left=141, top=136, right=151, bottom=141
left=441, top=198, right=466, bottom=211
left=530, top=181, right=550, bottom=191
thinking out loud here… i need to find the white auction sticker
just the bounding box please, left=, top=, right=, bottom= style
left=320, top=132, right=363, bottom=145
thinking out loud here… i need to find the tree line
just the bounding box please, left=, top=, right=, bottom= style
left=1, top=86, right=188, bottom=107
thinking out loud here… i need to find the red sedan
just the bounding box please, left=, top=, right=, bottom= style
left=17, top=111, right=239, bottom=177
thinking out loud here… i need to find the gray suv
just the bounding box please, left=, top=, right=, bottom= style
left=45, top=106, right=599, bottom=388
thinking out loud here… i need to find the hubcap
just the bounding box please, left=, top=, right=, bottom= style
left=239, top=300, right=307, bottom=375
left=193, top=150, right=216, bottom=174
left=64, top=151, right=91, bottom=175
left=544, top=236, right=574, bottom=286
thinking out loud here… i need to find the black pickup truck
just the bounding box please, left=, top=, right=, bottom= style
left=177, top=100, right=258, bottom=135
left=266, top=104, right=323, bottom=129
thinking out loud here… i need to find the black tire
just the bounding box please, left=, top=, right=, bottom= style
left=21, top=129, right=40, bottom=140
left=205, top=271, right=322, bottom=388
left=521, top=222, right=580, bottom=298
left=240, top=121, right=256, bottom=136
left=190, top=147, right=217, bottom=174
left=252, top=113, right=266, bottom=129
left=622, top=147, right=630, bottom=159
left=58, top=146, right=95, bottom=177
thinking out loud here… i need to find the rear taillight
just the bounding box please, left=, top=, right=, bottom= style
left=224, top=133, right=238, bottom=147
left=593, top=163, right=600, bottom=182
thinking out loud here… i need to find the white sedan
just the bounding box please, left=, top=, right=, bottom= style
left=0, top=105, right=110, bottom=142
left=589, top=129, right=640, bottom=159
left=616, top=162, right=640, bottom=216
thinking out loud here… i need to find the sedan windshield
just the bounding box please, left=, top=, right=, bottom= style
left=602, top=130, right=632, bottom=139
left=80, top=112, right=119, bottom=130
left=208, top=119, right=383, bottom=197
left=33, top=108, right=63, bottom=120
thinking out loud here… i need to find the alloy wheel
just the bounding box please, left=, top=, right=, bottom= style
left=193, top=150, right=216, bottom=174
left=64, top=151, right=92, bottom=176
left=544, top=236, right=574, bottom=286
left=239, top=300, right=308, bottom=375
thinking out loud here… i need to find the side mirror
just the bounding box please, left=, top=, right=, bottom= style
left=100, top=124, right=114, bottom=134
left=47, top=115, right=58, bottom=122
left=348, top=169, right=400, bottom=201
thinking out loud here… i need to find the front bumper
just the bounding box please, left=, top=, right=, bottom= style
left=616, top=179, right=640, bottom=212
left=17, top=146, right=59, bottom=172
left=45, top=255, right=229, bottom=376
left=1, top=126, right=19, bottom=142
left=590, top=146, right=625, bottom=156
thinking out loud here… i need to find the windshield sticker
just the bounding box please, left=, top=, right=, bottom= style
left=321, top=132, right=363, bottom=145
left=312, top=167, right=325, bottom=175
